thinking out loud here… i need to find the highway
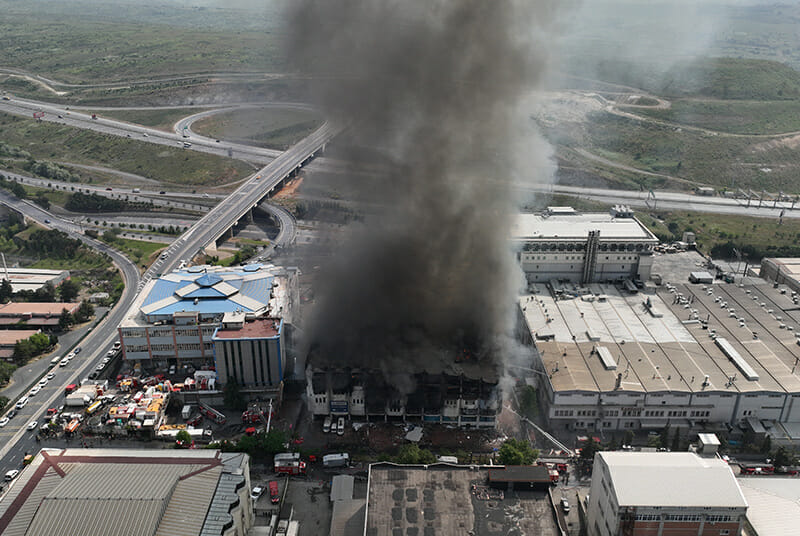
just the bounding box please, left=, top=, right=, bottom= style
left=0, top=190, right=141, bottom=477
left=145, top=119, right=337, bottom=282
left=511, top=183, right=800, bottom=219
left=0, top=119, right=331, bottom=478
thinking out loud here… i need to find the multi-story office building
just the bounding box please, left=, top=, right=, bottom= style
left=118, top=264, right=297, bottom=371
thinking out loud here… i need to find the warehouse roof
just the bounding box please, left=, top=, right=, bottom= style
left=521, top=280, right=800, bottom=395
left=0, top=448, right=247, bottom=536
left=598, top=452, right=747, bottom=508
left=0, top=329, right=39, bottom=346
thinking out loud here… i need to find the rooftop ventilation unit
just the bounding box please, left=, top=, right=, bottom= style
left=595, top=346, right=617, bottom=370
left=715, top=337, right=759, bottom=381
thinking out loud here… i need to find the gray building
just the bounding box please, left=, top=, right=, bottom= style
left=212, top=315, right=285, bottom=388
left=511, top=206, right=659, bottom=284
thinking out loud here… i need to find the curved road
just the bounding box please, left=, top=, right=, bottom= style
left=0, top=190, right=141, bottom=476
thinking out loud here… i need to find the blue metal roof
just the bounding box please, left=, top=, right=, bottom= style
left=196, top=274, right=223, bottom=287
left=141, top=268, right=275, bottom=318
left=142, top=280, right=182, bottom=308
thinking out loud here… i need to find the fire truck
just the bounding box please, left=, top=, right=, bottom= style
left=274, top=460, right=306, bottom=476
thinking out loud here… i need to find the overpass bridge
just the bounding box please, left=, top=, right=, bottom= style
left=142, top=121, right=339, bottom=285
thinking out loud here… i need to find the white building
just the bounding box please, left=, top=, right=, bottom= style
left=118, top=264, right=298, bottom=370
left=511, top=206, right=658, bottom=284
left=587, top=452, right=747, bottom=536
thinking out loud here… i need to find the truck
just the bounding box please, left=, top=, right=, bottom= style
left=322, top=453, right=350, bottom=469
left=91, top=114, right=97, bottom=120
left=181, top=405, right=193, bottom=420
left=273, top=452, right=300, bottom=469
left=269, top=481, right=279, bottom=504
left=274, top=460, right=306, bottom=476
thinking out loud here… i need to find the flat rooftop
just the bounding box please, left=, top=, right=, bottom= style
left=213, top=318, right=281, bottom=340
left=511, top=212, right=657, bottom=241
left=522, top=279, right=800, bottom=394
left=0, top=329, right=39, bottom=346
left=365, top=464, right=558, bottom=536
left=600, top=452, right=746, bottom=508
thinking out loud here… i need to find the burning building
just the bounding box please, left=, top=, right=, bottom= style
left=288, top=1, right=562, bottom=428
left=306, top=365, right=500, bottom=428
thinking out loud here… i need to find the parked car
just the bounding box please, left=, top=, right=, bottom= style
left=250, top=486, right=264, bottom=500
left=26, top=421, right=37, bottom=431
left=46, top=372, right=55, bottom=380
left=4, top=470, right=19, bottom=481
left=74, top=346, right=82, bottom=354
left=28, top=386, right=40, bottom=396
left=15, top=397, right=28, bottom=409
left=560, top=497, right=570, bottom=513
left=38, top=378, right=48, bottom=387
left=323, top=416, right=331, bottom=433
left=337, top=417, right=345, bottom=436
left=0, top=417, right=9, bottom=427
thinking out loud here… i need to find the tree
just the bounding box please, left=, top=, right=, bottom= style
left=75, top=300, right=94, bottom=323
left=772, top=446, right=795, bottom=468
left=0, top=279, right=12, bottom=303
left=59, top=279, right=80, bottom=303
left=396, top=444, right=436, bottom=465
left=33, top=282, right=56, bottom=302
left=175, top=430, right=192, bottom=448
left=579, top=438, right=602, bottom=463
left=223, top=376, right=246, bottom=410
left=0, top=396, right=7, bottom=413
left=497, top=438, right=539, bottom=465
left=58, top=308, right=74, bottom=331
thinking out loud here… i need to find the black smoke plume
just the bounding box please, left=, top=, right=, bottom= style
left=287, top=1, right=562, bottom=382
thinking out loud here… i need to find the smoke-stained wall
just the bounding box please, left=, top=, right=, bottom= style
left=287, top=1, right=566, bottom=382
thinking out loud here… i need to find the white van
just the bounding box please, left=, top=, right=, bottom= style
left=50, top=356, right=61, bottom=366
left=323, top=416, right=331, bottom=433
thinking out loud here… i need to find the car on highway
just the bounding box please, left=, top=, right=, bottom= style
left=105, top=187, right=112, bottom=191
left=0, top=417, right=9, bottom=427
left=59, top=358, right=69, bottom=367
left=26, top=421, right=38, bottom=431
left=57, top=114, right=63, bottom=119
left=159, top=190, right=166, bottom=194
left=5, top=470, right=19, bottom=481
left=15, top=397, right=28, bottom=409
left=28, top=386, right=41, bottom=396
left=46, top=372, right=55, bottom=380
left=143, top=133, right=149, bottom=137
left=38, top=378, right=48, bottom=387
left=66, top=352, right=75, bottom=360
left=44, top=219, right=50, bottom=224
left=202, top=193, right=210, bottom=198
left=74, top=346, right=82, bottom=354
left=7, top=409, right=16, bottom=419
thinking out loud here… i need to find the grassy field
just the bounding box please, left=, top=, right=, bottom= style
left=90, top=108, right=200, bottom=132
left=191, top=107, right=323, bottom=150
left=0, top=112, right=253, bottom=187
left=638, top=210, right=800, bottom=261
left=101, top=235, right=164, bottom=267
left=636, top=100, right=800, bottom=135
left=573, top=111, right=800, bottom=193
left=0, top=0, right=285, bottom=84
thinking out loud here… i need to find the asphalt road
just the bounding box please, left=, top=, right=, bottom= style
left=0, top=191, right=141, bottom=477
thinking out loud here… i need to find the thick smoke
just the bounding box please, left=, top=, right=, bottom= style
left=287, top=1, right=564, bottom=381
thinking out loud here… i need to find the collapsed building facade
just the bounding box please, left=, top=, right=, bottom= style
left=306, top=364, right=500, bottom=427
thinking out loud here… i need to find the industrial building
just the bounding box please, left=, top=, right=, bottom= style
left=0, top=267, right=70, bottom=293
left=306, top=364, right=500, bottom=427
left=760, top=257, right=800, bottom=294
left=0, top=448, right=253, bottom=536
left=520, top=276, right=800, bottom=434
left=118, top=264, right=297, bottom=372
left=586, top=452, right=747, bottom=536
left=364, top=464, right=560, bottom=536
left=0, top=301, right=80, bottom=329
left=511, top=206, right=658, bottom=285
left=0, top=329, right=40, bottom=360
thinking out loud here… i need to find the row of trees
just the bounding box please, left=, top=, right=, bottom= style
left=22, top=159, right=80, bottom=183
left=12, top=332, right=57, bottom=365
